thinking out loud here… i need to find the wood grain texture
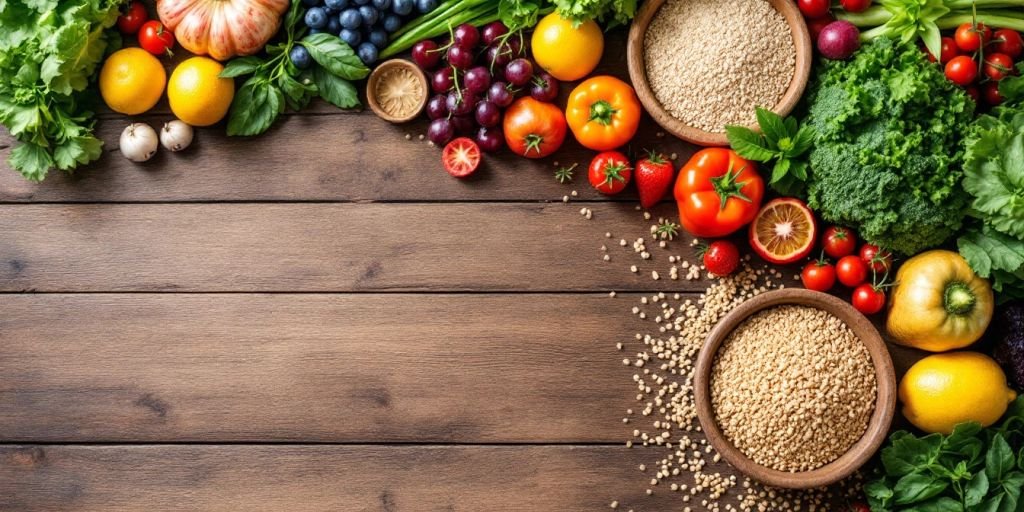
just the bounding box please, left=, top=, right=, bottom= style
left=0, top=202, right=707, bottom=292
left=0, top=445, right=754, bottom=512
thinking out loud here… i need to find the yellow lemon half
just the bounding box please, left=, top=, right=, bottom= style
left=531, top=12, right=604, bottom=82
left=900, top=351, right=1017, bottom=434
left=167, top=57, right=234, bottom=127
left=99, top=48, right=166, bottom=115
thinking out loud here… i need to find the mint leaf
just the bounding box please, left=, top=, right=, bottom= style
left=301, top=33, right=368, bottom=81
left=771, top=158, right=791, bottom=185
left=756, top=106, right=789, bottom=146
left=220, top=56, right=264, bottom=78
left=726, top=125, right=775, bottom=162
left=313, top=66, right=360, bottom=109
left=788, top=125, right=815, bottom=157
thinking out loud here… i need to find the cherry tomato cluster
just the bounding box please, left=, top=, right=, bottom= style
left=117, top=1, right=176, bottom=57
left=932, top=23, right=1023, bottom=106
left=800, top=225, right=894, bottom=315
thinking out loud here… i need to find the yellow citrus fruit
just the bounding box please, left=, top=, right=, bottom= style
left=531, top=12, right=604, bottom=82
left=99, top=48, right=166, bottom=115
left=167, top=57, right=234, bottom=127
left=900, top=351, right=1017, bottom=434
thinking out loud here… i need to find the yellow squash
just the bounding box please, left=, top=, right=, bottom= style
left=886, top=250, right=993, bottom=352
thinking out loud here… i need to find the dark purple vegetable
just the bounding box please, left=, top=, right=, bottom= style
left=427, top=118, right=454, bottom=145
left=426, top=94, right=448, bottom=120
left=993, top=301, right=1024, bottom=388
left=530, top=72, right=559, bottom=102
left=476, top=126, right=503, bottom=152
left=817, top=20, right=861, bottom=60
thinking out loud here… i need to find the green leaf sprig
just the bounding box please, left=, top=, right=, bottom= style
left=725, top=107, right=814, bottom=197
left=219, top=2, right=369, bottom=137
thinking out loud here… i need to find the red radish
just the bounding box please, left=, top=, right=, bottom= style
left=818, top=21, right=861, bottom=60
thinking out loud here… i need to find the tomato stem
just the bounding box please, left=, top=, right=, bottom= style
left=588, top=100, right=618, bottom=126
left=709, top=164, right=751, bottom=212
left=601, top=161, right=630, bottom=187
left=523, top=134, right=545, bottom=156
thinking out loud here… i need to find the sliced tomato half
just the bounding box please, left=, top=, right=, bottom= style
left=749, top=198, right=818, bottom=265
left=442, top=137, right=481, bottom=178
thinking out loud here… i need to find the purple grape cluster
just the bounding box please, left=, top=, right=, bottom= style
left=414, top=22, right=561, bottom=151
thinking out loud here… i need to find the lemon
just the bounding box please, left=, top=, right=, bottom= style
left=900, top=351, right=1017, bottom=434
left=167, top=57, right=234, bottom=127
left=99, top=48, right=166, bottom=115
left=531, top=12, right=604, bottom=82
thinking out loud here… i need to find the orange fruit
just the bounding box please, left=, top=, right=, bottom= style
left=99, top=48, right=166, bottom=115
left=749, top=198, right=817, bottom=264
left=167, top=57, right=234, bottom=127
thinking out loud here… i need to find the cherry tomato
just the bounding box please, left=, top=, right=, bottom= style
left=588, top=151, right=632, bottom=195
left=822, top=226, right=857, bottom=259
left=945, top=55, right=978, bottom=86
left=983, top=81, right=1004, bottom=106
left=798, top=0, right=830, bottom=19
left=984, top=53, right=1014, bottom=81
left=840, top=0, right=871, bottom=13
left=503, top=97, right=567, bottom=159
left=850, top=502, right=871, bottom=512
left=836, top=255, right=868, bottom=287
left=807, top=15, right=835, bottom=41
left=859, top=244, right=892, bottom=276
left=955, top=22, right=992, bottom=52
left=117, top=1, right=148, bottom=34
left=801, top=260, right=836, bottom=292
left=992, top=29, right=1023, bottom=59
left=138, top=20, right=175, bottom=57
left=441, top=137, right=481, bottom=178
left=927, top=37, right=960, bottom=64
left=701, top=240, right=740, bottom=277
left=852, top=283, right=886, bottom=315
left=966, top=85, right=981, bottom=104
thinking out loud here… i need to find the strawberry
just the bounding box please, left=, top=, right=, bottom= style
left=699, top=240, right=740, bottom=276
left=635, top=150, right=675, bottom=209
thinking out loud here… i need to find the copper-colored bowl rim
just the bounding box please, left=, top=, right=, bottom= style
left=366, top=59, right=428, bottom=124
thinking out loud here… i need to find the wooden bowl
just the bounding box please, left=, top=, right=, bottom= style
left=693, top=289, right=896, bottom=489
left=366, top=59, right=429, bottom=124
left=626, top=0, right=813, bottom=146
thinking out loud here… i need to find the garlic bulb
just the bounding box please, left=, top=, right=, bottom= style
left=160, top=120, right=194, bottom=152
left=119, top=123, right=159, bottom=163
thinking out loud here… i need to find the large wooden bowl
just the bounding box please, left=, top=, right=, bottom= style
left=626, top=0, right=813, bottom=146
left=693, top=288, right=896, bottom=489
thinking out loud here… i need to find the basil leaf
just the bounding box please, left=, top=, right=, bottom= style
left=220, top=56, right=264, bottom=78
left=301, top=33, right=369, bottom=81
left=987, top=434, right=1015, bottom=483
left=226, top=80, right=283, bottom=137
left=893, top=473, right=948, bottom=505
left=788, top=125, right=816, bottom=157
left=771, top=158, right=791, bottom=185
left=313, top=66, right=360, bottom=109
left=756, top=106, right=788, bottom=146
left=916, top=496, right=963, bottom=512
left=726, top=125, right=775, bottom=162
left=967, top=470, right=990, bottom=507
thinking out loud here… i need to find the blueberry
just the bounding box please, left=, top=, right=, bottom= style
left=353, top=0, right=370, bottom=4
left=326, top=16, right=341, bottom=34
left=325, top=0, right=348, bottom=9
left=339, top=8, right=362, bottom=29
left=301, top=0, right=318, bottom=5
left=415, top=0, right=436, bottom=13
left=304, top=7, right=328, bottom=29
left=289, top=45, right=313, bottom=70
left=339, top=28, right=362, bottom=47
left=368, top=29, right=388, bottom=48
left=372, top=0, right=391, bottom=9
left=392, top=0, right=413, bottom=15
left=357, top=42, right=379, bottom=64
left=382, top=14, right=401, bottom=33
left=358, top=5, right=379, bottom=25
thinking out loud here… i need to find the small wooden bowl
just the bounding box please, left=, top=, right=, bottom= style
left=626, top=0, right=813, bottom=146
left=693, top=289, right=896, bottom=489
left=366, top=59, right=429, bottom=124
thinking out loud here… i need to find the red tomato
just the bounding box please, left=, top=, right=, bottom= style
left=840, top=0, right=871, bottom=13
left=850, top=503, right=871, bottom=512
left=859, top=244, right=892, bottom=276
left=852, top=283, right=886, bottom=315
left=117, top=1, right=148, bottom=34
left=701, top=240, right=740, bottom=276
left=983, top=81, right=1004, bottom=106
left=955, top=22, right=992, bottom=52
left=798, top=0, right=830, bottom=19
left=441, top=138, right=481, bottom=178
left=966, top=85, right=981, bottom=104
left=674, top=148, right=765, bottom=239
left=807, top=15, right=835, bottom=41
left=993, top=29, right=1024, bottom=59
left=985, top=53, right=1014, bottom=81
left=836, top=255, right=868, bottom=287
left=139, top=20, right=175, bottom=57
left=822, top=226, right=857, bottom=259
left=927, top=37, right=960, bottom=64
left=945, top=55, right=978, bottom=86
left=503, top=97, right=567, bottom=159
left=801, top=260, right=836, bottom=292
left=588, top=151, right=632, bottom=195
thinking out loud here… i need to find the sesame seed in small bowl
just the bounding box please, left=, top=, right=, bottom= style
left=626, top=0, right=813, bottom=146
left=693, top=288, right=897, bottom=489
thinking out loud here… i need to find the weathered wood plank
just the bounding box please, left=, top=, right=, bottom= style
left=0, top=445, right=767, bottom=512
left=0, top=202, right=707, bottom=292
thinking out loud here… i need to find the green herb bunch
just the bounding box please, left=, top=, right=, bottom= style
left=867, top=398, right=1024, bottom=511
left=220, top=1, right=369, bottom=136
left=0, top=0, right=124, bottom=181
left=726, top=107, right=814, bottom=197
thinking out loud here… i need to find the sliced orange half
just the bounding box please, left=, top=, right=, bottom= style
left=749, top=198, right=818, bottom=265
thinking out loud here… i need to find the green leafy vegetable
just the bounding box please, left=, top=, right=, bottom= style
left=221, top=2, right=368, bottom=137
left=867, top=398, right=1024, bottom=512
left=0, top=0, right=123, bottom=181
left=551, top=0, right=637, bottom=27
left=726, top=107, right=814, bottom=196
left=802, top=37, right=973, bottom=255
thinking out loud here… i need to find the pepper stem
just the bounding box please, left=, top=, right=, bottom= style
left=943, top=282, right=977, bottom=316
left=589, top=100, right=618, bottom=126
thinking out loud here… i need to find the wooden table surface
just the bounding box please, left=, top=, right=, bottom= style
left=0, top=31, right=922, bottom=511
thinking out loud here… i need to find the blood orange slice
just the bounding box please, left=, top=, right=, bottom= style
left=749, top=198, right=818, bottom=264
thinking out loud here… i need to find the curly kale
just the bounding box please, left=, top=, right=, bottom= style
left=802, top=38, right=974, bottom=255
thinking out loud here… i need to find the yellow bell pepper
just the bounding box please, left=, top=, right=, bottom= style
left=886, top=250, right=994, bottom=352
